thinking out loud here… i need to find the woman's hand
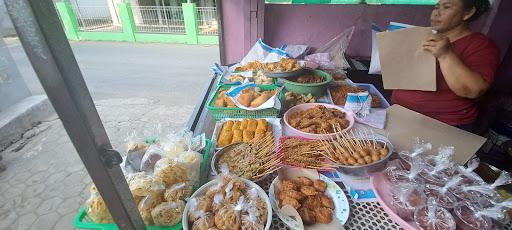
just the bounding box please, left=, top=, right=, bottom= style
left=422, top=35, right=452, bottom=59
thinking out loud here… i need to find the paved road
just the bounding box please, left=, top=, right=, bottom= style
left=0, top=40, right=219, bottom=230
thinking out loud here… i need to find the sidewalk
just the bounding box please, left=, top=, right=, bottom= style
left=0, top=98, right=195, bottom=230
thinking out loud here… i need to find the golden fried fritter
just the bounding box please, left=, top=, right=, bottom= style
left=281, top=196, right=301, bottom=210
left=319, top=194, right=335, bottom=209
left=281, top=180, right=299, bottom=191
left=297, top=176, right=313, bottom=186
left=298, top=207, right=316, bottom=226
left=314, top=207, right=333, bottom=224
left=313, top=179, right=327, bottom=192
left=302, top=195, right=322, bottom=210
left=279, top=189, right=306, bottom=201
left=300, top=186, right=319, bottom=196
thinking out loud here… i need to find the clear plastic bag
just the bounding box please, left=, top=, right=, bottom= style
left=306, top=27, right=355, bottom=70
left=151, top=200, right=186, bottom=226
left=191, top=212, right=215, bottom=230
left=153, top=158, right=188, bottom=187
left=413, top=198, right=456, bottom=230
left=140, top=145, right=164, bottom=173
left=214, top=196, right=245, bottom=230
left=127, top=172, right=154, bottom=197
left=85, top=192, right=114, bottom=224
left=164, top=182, right=193, bottom=202
left=138, top=191, right=164, bottom=225
left=391, top=183, right=426, bottom=221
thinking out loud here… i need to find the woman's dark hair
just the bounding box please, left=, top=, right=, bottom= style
left=462, top=0, right=491, bottom=22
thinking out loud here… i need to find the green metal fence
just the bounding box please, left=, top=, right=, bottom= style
left=55, top=2, right=218, bottom=44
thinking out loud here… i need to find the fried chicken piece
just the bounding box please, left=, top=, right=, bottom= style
left=313, top=179, right=327, bottom=192
left=298, top=207, right=316, bottom=226
left=297, top=176, right=313, bottom=186
left=314, top=207, right=333, bottom=224
left=279, top=189, right=306, bottom=201
left=281, top=180, right=299, bottom=191
left=300, top=186, right=319, bottom=196
left=281, top=196, right=301, bottom=210
left=318, top=194, right=335, bottom=209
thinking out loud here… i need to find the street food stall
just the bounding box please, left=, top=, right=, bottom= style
left=6, top=0, right=512, bottom=229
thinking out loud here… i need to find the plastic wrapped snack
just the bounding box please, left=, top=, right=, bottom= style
left=153, top=158, right=188, bottom=187
left=453, top=202, right=494, bottom=230
left=85, top=193, right=114, bottom=224
left=241, top=213, right=264, bottom=230
left=192, top=213, right=215, bottom=230
left=140, top=145, right=164, bottom=172
left=126, top=142, right=148, bottom=172
left=398, top=141, right=432, bottom=170
left=391, top=183, right=426, bottom=221
left=173, top=149, right=202, bottom=185
left=127, top=172, right=153, bottom=197
left=385, top=161, right=425, bottom=185
left=214, top=196, right=245, bottom=230
left=414, top=198, right=455, bottom=230
left=151, top=200, right=186, bottom=226
left=164, top=182, right=193, bottom=202
left=138, top=192, right=164, bottom=225
left=457, top=158, right=484, bottom=185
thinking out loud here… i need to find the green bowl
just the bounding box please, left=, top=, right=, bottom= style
left=282, top=69, right=333, bottom=96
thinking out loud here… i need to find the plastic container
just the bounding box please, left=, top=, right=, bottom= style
left=282, top=69, right=333, bottom=97
left=283, top=103, right=355, bottom=140
left=423, top=184, right=457, bottom=210
left=207, top=85, right=285, bottom=121
left=365, top=0, right=438, bottom=5
left=327, top=83, right=390, bottom=109
left=414, top=206, right=455, bottom=230
left=74, top=139, right=213, bottom=230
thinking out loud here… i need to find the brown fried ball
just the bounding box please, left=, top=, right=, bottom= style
left=313, top=179, right=327, bottom=192
left=319, top=194, right=335, bottom=209
left=300, top=186, right=319, bottom=196
left=297, top=176, right=313, bottom=186
left=314, top=207, right=333, bottom=224
left=281, top=196, right=301, bottom=210
left=298, top=207, right=316, bottom=226
left=279, top=189, right=306, bottom=201
left=281, top=180, right=299, bottom=191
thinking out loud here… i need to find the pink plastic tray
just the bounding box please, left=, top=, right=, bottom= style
left=370, top=172, right=419, bottom=230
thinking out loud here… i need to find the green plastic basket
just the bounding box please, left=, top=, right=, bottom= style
left=207, top=85, right=284, bottom=121
left=74, top=139, right=213, bottom=230
left=288, top=0, right=363, bottom=3
left=365, top=0, right=437, bottom=4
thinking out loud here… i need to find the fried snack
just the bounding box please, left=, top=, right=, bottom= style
left=302, top=195, right=322, bottom=210
left=297, top=176, right=313, bottom=186
left=250, top=94, right=271, bottom=108
left=164, top=182, right=193, bottom=202
left=214, top=205, right=242, bottom=230
left=153, top=158, right=187, bottom=187
left=242, top=130, right=255, bottom=142
left=226, top=98, right=236, bottom=107
left=128, top=172, right=153, bottom=197
left=218, top=130, right=233, bottom=147
left=288, top=74, right=324, bottom=84
left=228, top=74, right=245, bottom=83
left=235, top=61, right=263, bottom=72
left=330, top=85, right=382, bottom=108
left=192, top=213, right=215, bottom=230
left=254, top=129, right=266, bottom=140
left=298, top=207, right=316, bottom=226
left=279, top=189, right=306, bottom=201
left=281, top=196, right=301, bottom=210
left=284, top=92, right=316, bottom=111
left=313, top=179, right=327, bottom=193
left=247, top=120, right=258, bottom=131
left=319, top=194, right=335, bottom=209
left=287, top=105, right=349, bottom=134
left=279, top=138, right=335, bottom=170
left=281, top=180, right=299, bottom=191
left=86, top=194, right=113, bottom=224
left=240, top=120, right=249, bottom=130
left=233, top=121, right=242, bottom=130
left=300, top=186, right=319, bottom=196
left=151, top=201, right=186, bottom=226
left=241, top=214, right=265, bottom=230
left=238, top=89, right=256, bottom=107
left=256, top=120, right=267, bottom=131
left=262, top=58, right=301, bottom=72
left=232, top=129, right=243, bottom=144
left=254, top=71, right=274, bottom=85
left=222, top=121, right=234, bottom=132
left=214, top=98, right=226, bottom=107
left=138, top=192, right=164, bottom=225
left=314, top=207, right=333, bottom=224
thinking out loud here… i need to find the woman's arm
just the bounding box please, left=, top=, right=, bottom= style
left=423, top=36, right=489, bottom=99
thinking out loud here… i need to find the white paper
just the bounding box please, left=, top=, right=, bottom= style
left=355, top=108, right=387, bottom=129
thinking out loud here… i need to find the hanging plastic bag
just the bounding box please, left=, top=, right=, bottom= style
left=306, top=27, right=355, bottom=70
left=140, top=145, right=164, bottom=173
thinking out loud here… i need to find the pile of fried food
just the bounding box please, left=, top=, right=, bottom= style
left=277, top=138, right=335, bottom=170
left=284, top=92, right=316, bottom=111
left=254, top=71, right=274, bottom=85
left=330, top=85, right=382, bottom=108
left=235, top=58, right=301, bottom=72
left=318, top=129, right=389, bottom=166
left=288, top=74, right=325, bottom=84
left=214, top=89, right=236, bottom=108
left=277, top=176, right=335, bottom=225
left=228, top=74, right=245, bottom=83
left=287, top=105, right=350, bottom=134
left=216, top=134, right=280, bottom=181
left=237, top=88, right=279, bottom=108
left=187, top=175, right=268, bottom=230
left=86, top=135, right=203, bottom=226
left=217, top=119, right=273, bottom=147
